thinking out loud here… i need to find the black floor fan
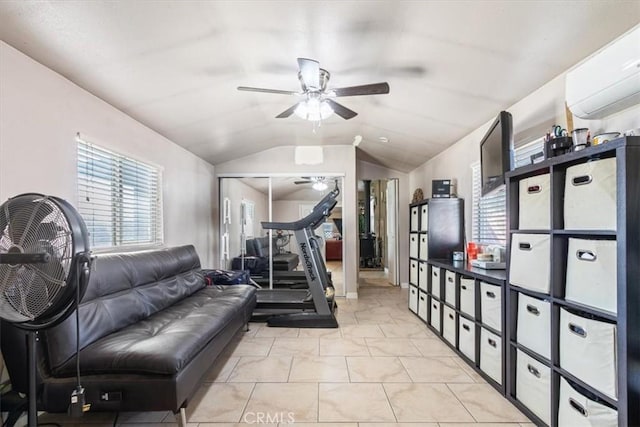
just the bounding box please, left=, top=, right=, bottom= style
left=0, top=194, right=91, bottom=427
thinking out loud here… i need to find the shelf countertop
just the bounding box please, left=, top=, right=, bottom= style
left=427, top=258, right=507, bottom=284
left=506, top=135, right=640, bottom=179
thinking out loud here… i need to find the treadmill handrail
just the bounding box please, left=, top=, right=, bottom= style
left=262, top=186, right=339, bottom=231
left=262, top=200, right=336, bottom=230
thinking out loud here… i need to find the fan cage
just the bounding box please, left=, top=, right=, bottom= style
left=0, top=195, right=82, bottom=324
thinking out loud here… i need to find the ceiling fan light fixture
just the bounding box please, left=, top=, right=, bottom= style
left=294, top=98, right=334, bottom=121
left=312, top=181, right=328, bottom=191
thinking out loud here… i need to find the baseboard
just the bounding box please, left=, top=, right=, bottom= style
left=346, top=292, right=358, bottom=299
left=400, top=282, right=409, bottom=289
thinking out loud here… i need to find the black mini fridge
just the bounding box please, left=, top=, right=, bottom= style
left=427, top=198, right=464, bottom=260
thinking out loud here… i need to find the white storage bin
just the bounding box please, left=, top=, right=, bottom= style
left=410, top=206, right=419, bottom=231
left=516, top=349, right=551, bottom=425
left=418, top=261, right=428, bottom=291
left=420, top=204, right=429, bottom=231
left=458, top=316, right=476, bottom=362
left=445, top=270, right=456, bottom=305
left=560, top=308, right=617, bottom=399
left=418, top=291, right=428, bottom=322
left=431, top=267, right=441, bottom=299
left=558, top=377, right=618, bottom=427
left=510, top=233, right=551, bottom=293
left=408, top=286, right=418, bottom=314
left=564, top=157, right=616, bottom=230
left=517, top=293, right=551, bottom=359
left=419, top=234, right=428, bottom=260
left=566, top=238, right=617, bottom=314
left=459, top=277, right=476, bottom=318
left=443, top=305, right=456, bottom=345
left=430, top=298, right=441, bottom=332
left=409, top=233, right=419, bottom=258
left=480, top=327, right=502, bottom=385
left=518, top=173, right=551, bottom=230
left=410, top=260, right=418, bottom=286
left=480, top=282, right=502, bottom=332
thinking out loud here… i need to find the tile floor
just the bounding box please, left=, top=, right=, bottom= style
left=37, top=280, right=533, bottom=427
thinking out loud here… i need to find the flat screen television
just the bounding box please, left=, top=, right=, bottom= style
left=480, top=111, right=513, bottom=196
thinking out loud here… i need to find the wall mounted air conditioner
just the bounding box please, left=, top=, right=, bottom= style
left=566, top=26, right=640, bottom=119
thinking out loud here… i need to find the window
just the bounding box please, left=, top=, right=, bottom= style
left=77, top=139, right=163, bottom=249
left=241, top=200, right=255, bottom=238
left=513, top=136, right=546, bottom=169
left=471, top=162, right=506, bottom=245
left=471, top=138, right=547, bottom=245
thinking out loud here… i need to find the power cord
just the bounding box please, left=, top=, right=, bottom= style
left=69, top=255, right=91, bottom=417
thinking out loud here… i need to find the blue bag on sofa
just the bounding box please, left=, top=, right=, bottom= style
left=202, top=269, right=250, bottom=286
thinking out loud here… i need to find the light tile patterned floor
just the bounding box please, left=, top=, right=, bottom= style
left=37, top=282, right=534, bottom=427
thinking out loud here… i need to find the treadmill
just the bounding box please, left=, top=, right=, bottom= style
left=252, top=186, right=339, bottom=328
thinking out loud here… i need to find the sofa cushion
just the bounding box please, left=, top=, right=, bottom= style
left=52, top=285, right=256, bottom=376
left=44, top=245, right=205, bottom=373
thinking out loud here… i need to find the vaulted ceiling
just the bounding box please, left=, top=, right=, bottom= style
left=0, top=1, right=638, bottom=172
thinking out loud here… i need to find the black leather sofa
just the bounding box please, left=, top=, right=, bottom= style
left=1, top=245, right=256, bottom=416
left=231, top=236, right=299, bottom=273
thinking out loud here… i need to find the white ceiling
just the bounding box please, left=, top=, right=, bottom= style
left=0, top=1, right=638, bottom=172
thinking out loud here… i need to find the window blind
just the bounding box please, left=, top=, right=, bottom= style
left=513, top=137, right=546, bottom=169
left=471, top=162, right=506, bottom=245
left=77, top=139, right=163, bottom=249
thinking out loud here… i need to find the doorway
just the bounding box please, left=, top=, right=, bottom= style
left=357, top=178, right=399, bottom=287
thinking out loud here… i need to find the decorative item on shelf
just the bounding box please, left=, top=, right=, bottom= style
left=544, top=125, right=573, bottom=158
left=432, top=179, right=456, bottom=198
left=546, top=136, right=573, bottom=157
left=472, top=247, right=507, bottom=269
left=467, top=241, right=478, bottom=260
left=411, top=188, right=424, bottom=203
left=571, top=127, right=589, bottom=151
left=476, top=253, right=494, bottom=261
left=530, top=151, right=546, bottom=164
left=592, top=132, right=621, bottom=145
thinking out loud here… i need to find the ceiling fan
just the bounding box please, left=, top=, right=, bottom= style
left=295, top=176, right=329, bottom=191
left=238, top=58, right=390, bottom=121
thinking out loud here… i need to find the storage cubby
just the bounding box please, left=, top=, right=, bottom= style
left=505, top=136, right=640, bottom=427
left=417, top=258, right=507, bottom=394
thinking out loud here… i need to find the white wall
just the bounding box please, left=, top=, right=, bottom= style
left=409, top=70, right=640, bottom=241
left=356, top=159, right=410, bottom=284
left=216, top=145, right=357, bottom=297
left=219, top=178, right=269, bottom=266
left=0, top=42, right=217, bottom=266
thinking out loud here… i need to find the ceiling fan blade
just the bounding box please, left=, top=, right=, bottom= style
left=325, top=99, right=358, bottom=120
left=294, top=180, right=312, bottom=185
left=297, top=58, right=320, bottom=89
left=276, top=103, right=301, bottom=118
left=237, top=86, right=298, bottom=95
left=332, top=82, right=390, bottom=97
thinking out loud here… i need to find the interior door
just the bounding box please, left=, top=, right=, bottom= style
left=386, top=179, right=399, bottom=285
